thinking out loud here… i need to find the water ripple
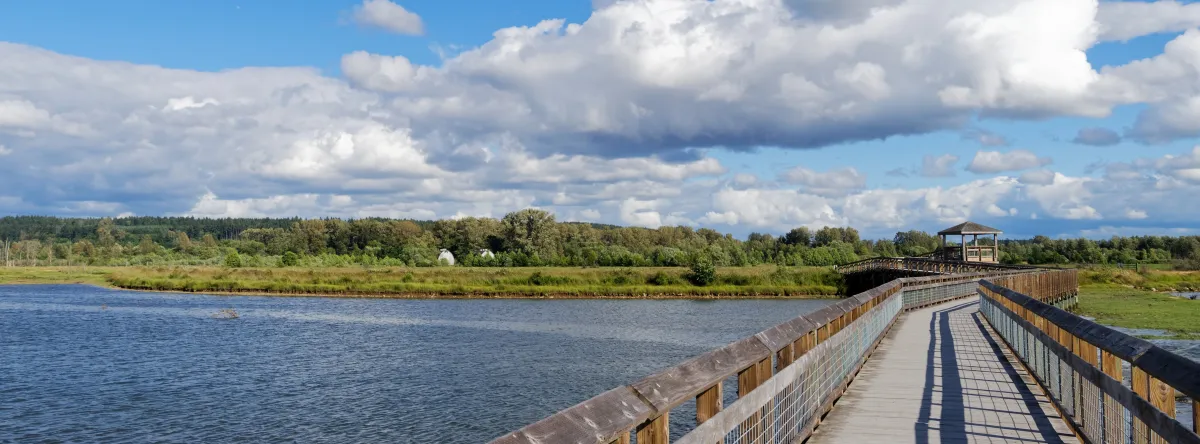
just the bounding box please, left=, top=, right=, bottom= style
left=1, top=285, right=833, bottom=443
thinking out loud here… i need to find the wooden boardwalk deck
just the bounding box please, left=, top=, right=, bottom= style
left=809, top=299, right=1080, bottom=444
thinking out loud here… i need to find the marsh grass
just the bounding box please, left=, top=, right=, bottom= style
left=102, top=265, right=842, bottom=298
left=0, top=266, right=113, bottom=286
left=1079, top=268, right=1200, bottom=291
left=1077, top=285, right=1200, bottom=339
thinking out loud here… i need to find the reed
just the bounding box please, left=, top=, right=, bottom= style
left=102, top=265, right=842, bottom=298
left=0, top=266, right=113, bottom=286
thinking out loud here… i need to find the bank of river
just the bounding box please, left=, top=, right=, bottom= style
left=0, top=266, right=843, bottom=299
left=0, top=284, right=836, bottom=443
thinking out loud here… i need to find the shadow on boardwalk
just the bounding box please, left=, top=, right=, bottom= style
left=915, top=301, right=1070, bottom=443
left=810, top=300, right=1078, bottom=444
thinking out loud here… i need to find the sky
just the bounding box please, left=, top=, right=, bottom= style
left=3, top=0, right=1200, bottom=239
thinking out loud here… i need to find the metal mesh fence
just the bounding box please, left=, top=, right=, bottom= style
left=901, top=281, right=977, bottom=308
left=979, top=291, right=1193, bottom=444
left=676, top=292, right=902, bottom=444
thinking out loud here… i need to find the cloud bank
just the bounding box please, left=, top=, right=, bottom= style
left=3, top=0, right=1200, bottom=237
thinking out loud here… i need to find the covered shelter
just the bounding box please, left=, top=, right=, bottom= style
left=937, top=221, right=1002, bottom=263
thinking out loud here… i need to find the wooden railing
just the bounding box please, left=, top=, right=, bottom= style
left=835, top=256, right=1034, bottom=275
left=491, top=267, right=1045, bottom=444
left=979, top=274, right=1200, bottom=444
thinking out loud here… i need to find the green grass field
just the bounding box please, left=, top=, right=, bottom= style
left=0, top=267, right=113, bottom=286
left=1076, top=285, right=1200, bottom=339
left=1, top=265, right=843, bottom=299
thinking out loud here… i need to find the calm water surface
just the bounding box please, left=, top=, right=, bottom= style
left=0, top=285, right=836, bottom=443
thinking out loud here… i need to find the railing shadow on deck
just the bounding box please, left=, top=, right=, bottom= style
left=489, top=264, right=1056, bottom=444
left=917, top=301, right=971, bottom=444
left=908, top=300, right=1073, bottom=444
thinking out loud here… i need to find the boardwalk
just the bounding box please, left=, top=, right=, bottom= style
left=494, top=267, right=1198, bottom=444
left=810, top=299, right=1079, bottom=444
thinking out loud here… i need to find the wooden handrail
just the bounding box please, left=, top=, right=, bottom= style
left=492, top=262, right=1037, bottom=444
left=834, top=256, right=1036, bottom=275
left=980, top=277, right=1198, bottom=403
left=979, top=272, right=1199, bottom=443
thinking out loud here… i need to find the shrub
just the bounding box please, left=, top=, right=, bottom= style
left=281, top=251, right=300, bottom=267
left=604, top=268, right=640, bottom=285
left=647, top=271, right=680, bottom=286
left=719, top=274, right=755, bottom=286
left=224, top=252, right=243, bottom=268
left=527, top=271, right=571, bottom=286
left=687, top=260, right=717, bottom=286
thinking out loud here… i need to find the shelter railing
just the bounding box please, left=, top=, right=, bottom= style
left=979, top=274, right=1200, bottom=444
left=491, top=270, right=1036, bottom=444
left=834, top=256, right=1034, bottom=275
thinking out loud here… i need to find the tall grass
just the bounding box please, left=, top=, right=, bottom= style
left=104, top=265, right=842, bottom=298
left=1079, top=268, right=1200, bottom=291
left=0, top=266, right=113, bottom=286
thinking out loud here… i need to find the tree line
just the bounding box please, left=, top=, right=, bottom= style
left=1, top=213, right=1198, bottom=269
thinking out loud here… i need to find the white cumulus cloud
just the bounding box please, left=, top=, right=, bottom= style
left=780, top=166, right=866, bottom=197
left=6, top=1, right=1200, bottom=237
left=967, top=150, right=1052, bottom=174
left=921, top=154, right=960, bottom=177
left=1096, top=0, right=1200, bottom=42
left=352, top=0, right=424, bottom=35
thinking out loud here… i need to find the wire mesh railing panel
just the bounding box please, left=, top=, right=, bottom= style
left=901, top=281, right=977, bottom=308
left=979, top=278, right=1200, bottom=444
left=677, top=292, right=902, bottom=444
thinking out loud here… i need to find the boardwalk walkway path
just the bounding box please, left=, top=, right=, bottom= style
left=810, top=299, right=1080, bottom=444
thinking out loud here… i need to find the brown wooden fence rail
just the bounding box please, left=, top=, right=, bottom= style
left=490, top=267, right=1055, bottom=444
left=979, top=275, right=1200, bottom=444
left=834, top=256, right=1035, bottom=275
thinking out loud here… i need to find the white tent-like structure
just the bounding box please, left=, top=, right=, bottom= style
left=479, top=249, right=495, bottom=258
left=437, top=249, right=456, bottom=265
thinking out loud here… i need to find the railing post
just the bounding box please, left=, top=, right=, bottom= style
left=1193, top=399, right=1199, bottom=435
left=738, top=358, right=769, bottom=444
left=1149, top=377, right=1175, bottom=444
left=777, top=342, right=795, bottom=372
left=636, top=414, right=668, bottom=444
left=1100, top=351, right=1123, bottom=442
left=1133, top=367, right=1150, bottom=444
left=697, top=382, right=723, bottom=424
left=1077, top=337, right=1098, bottom=436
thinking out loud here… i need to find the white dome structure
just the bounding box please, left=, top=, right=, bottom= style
left=437, top=249, right=456, bottom=265
left=479, top=249, right=495, bottom=258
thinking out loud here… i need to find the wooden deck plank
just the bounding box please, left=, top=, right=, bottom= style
left=809, top=300, right=1080, bottom=444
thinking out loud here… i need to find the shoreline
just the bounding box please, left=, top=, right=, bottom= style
left=112, top=285, right=843, bottom=300
left=0, top=266, right=842, bottom=300
left=0, top=281, right=841, bottom=300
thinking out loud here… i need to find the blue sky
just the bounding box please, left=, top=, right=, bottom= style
left=0, top=0, right=588, bottom=71
left=3, top=0, right=1200, bottom=239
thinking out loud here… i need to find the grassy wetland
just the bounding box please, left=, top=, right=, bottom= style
left=1, top=265, right=844, bottom=299
left=5, top=265, right=1198, bottom=337
left=1076, top=268, right=1200, bottom=339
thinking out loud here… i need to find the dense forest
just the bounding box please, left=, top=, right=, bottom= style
left=1, top=213, right=1199, bottom=269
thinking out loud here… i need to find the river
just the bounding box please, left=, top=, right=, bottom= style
left=0, top=285, right=836, bottom=443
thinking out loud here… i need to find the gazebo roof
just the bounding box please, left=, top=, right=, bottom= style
left=937, top=221, right=1002, bottom=235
